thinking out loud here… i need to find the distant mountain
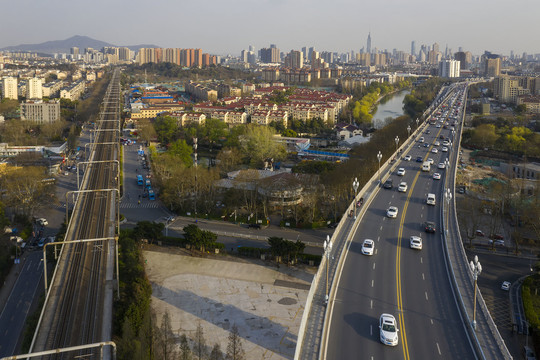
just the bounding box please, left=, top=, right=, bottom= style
left=1, top=35, right=159, bottom=54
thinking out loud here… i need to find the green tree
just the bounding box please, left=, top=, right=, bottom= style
left=201, top=118, right=228, bottom=150
left=154, top=115, right=178, bottom=144
left=471, top=124, right=499, bottom=149
left=133, top=221, right=165, bottom=244
left=238, top=124, right=286, bottom=167
left=168, top=139, right=193, bottom=166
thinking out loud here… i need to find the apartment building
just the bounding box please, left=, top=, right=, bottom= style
left=60, top=80, right=85, bottom=100
left=42, top=80, right=64, bottom=97
left=27, top=77, right=43, bottom=99
left=494, top=75, right=531, bottom=103
left=168, top=112, right=206, bottom=127
left=185, top=82, right=218, bottom=101
left=517, top=95, right=540, bottom=114
left=21, top=100, right=61, bottom=123
left=131, top=104, right=185, bottom=119
left=2, top=77, right=18, bottom=100
left=438, top=60, right=460, bottom=78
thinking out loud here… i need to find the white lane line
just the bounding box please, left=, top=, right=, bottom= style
left=375, top=249, right=378, bottom=255
left=373, top=263, right=376, bottom=270
left=377, top=236, right=380, bottom=242
left=380, top=226, right=383, bottom=231
left=425, top=292, right=429, bottom=301
left=371, top=300, right=373, bottom=309
left=421, top=213, right=423, bottom=218
left=431, top=319, right=434, bottom=325
left=421, top=257, right=423, bottom=264
left=436, top=342, right=441, bottom=355
left=422, top=273, right=425, bottom=280
left=372, top=279, right=374, bottom=287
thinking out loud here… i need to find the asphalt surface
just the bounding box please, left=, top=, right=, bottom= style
left=326, top=91, right=475, bottom=359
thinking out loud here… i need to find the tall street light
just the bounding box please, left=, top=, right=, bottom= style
left=469, top=255, right=482, bottom=330
left=352, top=177, right=359, bottom=219
left=445, top=188, right=452, bottom=238
left=416, top=118, right=419, bottom=129
left=407, top=125, right=411, bottom=138
left=394, top=136, right=399, bottom=153
left=193, top=137, right=198, bottom=222
left=324, top=235, right=333, bottom=305
left=377, top=151, right=383, bottom=185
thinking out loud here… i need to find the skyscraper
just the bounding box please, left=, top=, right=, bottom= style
left=366, top=33, right=372, bottom=54
left=27, top=77, right=43, bottom=99
left=411, top=41, right=416, bottom=56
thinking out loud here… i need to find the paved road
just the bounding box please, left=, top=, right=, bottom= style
left=0, top=251, right=43, bottom=357
left=326, top=86, right=475, bottom=359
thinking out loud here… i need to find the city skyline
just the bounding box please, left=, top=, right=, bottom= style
left=0, top=0, right=538, bottom=56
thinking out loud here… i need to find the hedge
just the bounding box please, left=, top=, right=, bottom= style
left=522, top=276, right=540, bottom=329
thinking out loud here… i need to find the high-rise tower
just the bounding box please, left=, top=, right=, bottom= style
left=366, top=33, right=372, bottom=54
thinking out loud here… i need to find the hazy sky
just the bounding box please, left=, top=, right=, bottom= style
left=1, top=0, right=538, bottom=56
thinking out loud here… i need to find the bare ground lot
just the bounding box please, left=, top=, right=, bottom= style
left=144, top=248, right=316, bottom=359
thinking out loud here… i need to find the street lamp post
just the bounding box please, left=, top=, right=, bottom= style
left=469, top=255, right=482, bottom=330
left=377, top=151, right=383, bottom=185
left=445, top=188, right=452, bottom=238
left=407, top=125, right=411, bottom=138
left=324, top=235, right=333, bottom=305
left=416, top=118, right=419, bottom=129
left=394, top=136, right=399, bottom=153
left=352, top=177, right=359, bottom=219
left=193, top=137, right=198, bottom=222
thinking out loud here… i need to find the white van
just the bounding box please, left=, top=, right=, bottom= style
left=427, top=193, right=436, bottom=205
left=422, top=161, right=431, bottom=172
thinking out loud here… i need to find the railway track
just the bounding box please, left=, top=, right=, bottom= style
left=30, top=69, right=122, bottom=359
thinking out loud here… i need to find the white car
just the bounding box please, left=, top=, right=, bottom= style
left=501, top=281, right=511, bottom=291
left=436, top=124, right=441, bottom=128
left=362, top=239, right=374, bottom=256
left=442, top=147, right=448, bottom=152
left=398, top=182, right=408, bottom=192
left=434, top=141, right=440, bottom=146
left=433, top=173, right=441, bottom=180
left=419, top=137, right=425, bottom=143
left=397, top=168, right=406, bottom=176
left=442, top=140, right=450, bottom=146
left=438, top=162, right=446, bottom=169
left=431, top=148, right=438, bottom=154
left=404, top=155, right=412, bottom=161
left=427, top=158, right=434, bottom=165
left=36, top=218, right=48, bottom=226
left=379, top=313, right=399, bottom=346
left=387, top=206, right=398, bottom=218
left=410, top=236, right=422, bottom=250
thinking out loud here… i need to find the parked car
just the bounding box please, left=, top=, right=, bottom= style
left=491, top=233, right=504, bottom=240
left=248, top=223, right=261, bottom=229
left=475, top=230, right=485, bottom=237
left=488, top=239, right=505, bottom=246
left=36, top=218, right=48, bottom=226
left=501, top=281, right=511, bottom=291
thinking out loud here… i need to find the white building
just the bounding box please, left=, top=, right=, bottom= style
left=21, top=100, right=61, bottom=124
left=438, top=60, right=461, bottom=78
left=2, top=77, right=18, bottom=100
left=27, top=77, right=43, bottom=99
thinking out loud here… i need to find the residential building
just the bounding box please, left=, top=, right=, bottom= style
left=260, top=47, right=280, bottom=63
left=27, top=77, right=43, bottom=99
left=285, top=50, right=304, bottom=69
left=42, top=81, right=64, bottom=98
left=21, top=100, right=61, bottom=123
left=60, top=80, right=85, bottom=100
left=438, top=60, right=460, bottom=78
left=2, top=77, right=18, bottom=100
left=517, top=95, right=540, bottom=114
left=494, top=75, right=530, bottom=103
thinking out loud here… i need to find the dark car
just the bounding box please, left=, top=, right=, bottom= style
left=424, top=221, right=436, bottom=233
left=423, top=143, right=429, bottom=148
left=383, top=179, right=393, bottom=189
left=491, top=233, right=504, bottom=240
left=248, top=223, right=261, bottom=229
left=440, top=135, right=445, bottom=139
left=416, top=156, right=423, bottom=162
left=327, top=222, right=338, bottom=229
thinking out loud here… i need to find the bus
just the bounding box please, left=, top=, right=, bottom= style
left=145, top=179, right=151, bottom=188
left=148, top=189, right=155, bottom=200
left=137, top=175, right=144, bottom=186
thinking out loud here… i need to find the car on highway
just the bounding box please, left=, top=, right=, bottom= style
left=397, top=168, right=406, bottom=176
left=424, top=221, right=436, bottom=233
left=423, top=143, right=430, bottom=148
left=398, top=182, right=407, bottom=192
left=488, top=239, right=505, bottom=246
left=427, top=158, right=434, bottom=164
left=410, top=236, right=422, bottom=250
left=442, top=140, right=450, bottom=146
left=403, top=155, right=411, bottom=161
left=431, top=148, right=438, bottom=154
left=433, top=173, right=441, bottom=180
left=36, top=218, right=48, bottom=226
left=434, top=141, right=440, bottom=146
left=442, top=147, right=448, bottom=152
left=379, top=313, right=399, bottom=346
left=386, top=206, right=398, bottom=218
left=416, top=156, right=423, bottom=162
left=436, top=124, right=441, bottom=128
left=438, top=162, right=446, bottom=169
left=383, top=179, right=393, bottom=189
left=361, top=239, right=374, bottom=256
left=501, top=281, right=511, bottom=291
left=419, top=137, right=425, bottom=143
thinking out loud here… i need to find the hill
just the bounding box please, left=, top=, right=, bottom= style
left=1, top=35, right=159, bottom=54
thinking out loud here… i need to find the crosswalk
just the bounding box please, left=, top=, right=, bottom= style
left=120, top=202, right=160, bottom=209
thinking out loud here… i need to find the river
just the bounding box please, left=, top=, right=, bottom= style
left=371, top=90, right=410, bottom=129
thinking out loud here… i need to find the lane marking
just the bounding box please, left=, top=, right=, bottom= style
left=420, top=257, right=423, bottom=264
left=380, top=226, right=383, bottom=231
left=370, top=325, right=373, bottom=336
left=425, top=292, right=429, bottom=301
left=431, top=319, right=434, bottom=325
left=436, top=342, right=441, bottom=355
left=371, top=300, right=373, bottom=309
left=422, top=273, right=425, bottom=280
left=373, top=263, right=376, bottom=270
left=372, top=279, right=374, bottom=287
